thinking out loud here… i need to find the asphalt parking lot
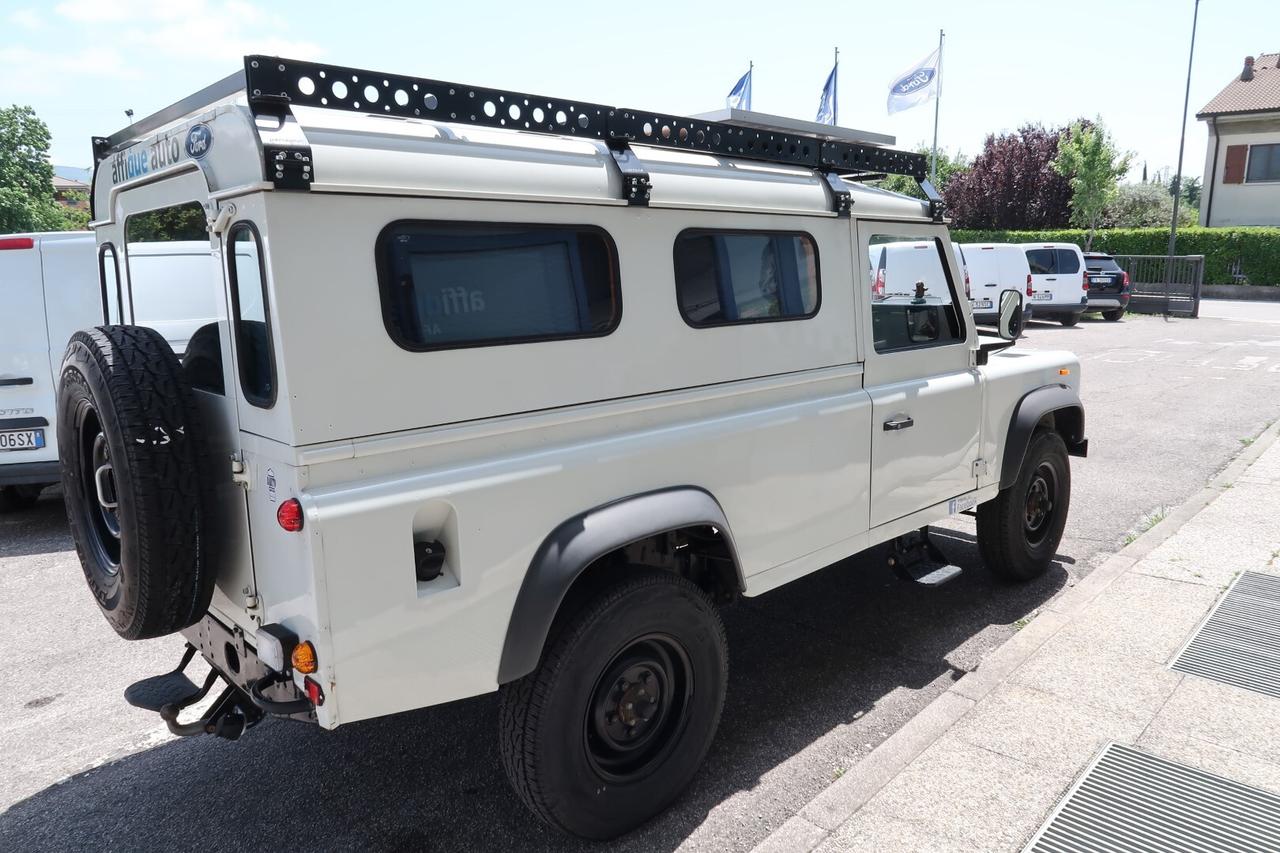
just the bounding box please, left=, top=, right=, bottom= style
left=4, top=301, right=1280, bottom=852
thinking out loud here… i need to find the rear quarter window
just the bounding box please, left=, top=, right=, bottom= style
left=674, top=230, right=819, bottom=327
left=377, top=222, right=620, bottom=351
left=1056, top=249, right=1081, bottom=275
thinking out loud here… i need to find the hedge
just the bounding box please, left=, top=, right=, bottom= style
left=949, top=227, right=1280, bottom=287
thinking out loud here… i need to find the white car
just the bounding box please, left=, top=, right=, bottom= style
left=1022, top=242, right=1089, bottom=326
left=0, top=231, right=98, bottom=510
left=63, top=56, right=1087, bottom=840
left=962, top=242, right=1035, bottom=327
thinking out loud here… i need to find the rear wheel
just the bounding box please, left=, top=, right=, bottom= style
left=1102, top=309, right=1124, bottom=322
left=977, top=430, right=1071, bottom=581
left=498, top=569, right=728, bottom=839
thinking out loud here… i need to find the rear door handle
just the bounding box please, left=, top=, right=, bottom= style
left=1045, top=277, right=1058, bottom=281
left=883, top=415, right=914, bottom=431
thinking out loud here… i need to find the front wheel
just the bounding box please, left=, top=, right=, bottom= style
left=498, top=570, right=728, bottom=839
left=977, top=430, right=1071, bottom=581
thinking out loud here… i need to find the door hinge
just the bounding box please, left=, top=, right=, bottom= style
left=972, top=458, right=989, bottom=478
left=230, top=453, right=251, bottom=489
left=210, top=203, right=236, bottom=236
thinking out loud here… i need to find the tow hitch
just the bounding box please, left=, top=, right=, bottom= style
left=124, top=644, right=310, bottom=740
left=887, top=527, right=963, bottom=587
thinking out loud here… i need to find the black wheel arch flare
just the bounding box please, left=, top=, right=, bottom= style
left=497, top=487, right=744, bottom=684
left=999, top=384, right=1088, bottom=491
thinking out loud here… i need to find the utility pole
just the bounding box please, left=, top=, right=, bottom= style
left=1166, top=0, right=1200, bottom=316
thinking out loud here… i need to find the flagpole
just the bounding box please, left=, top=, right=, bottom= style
left=834, top=46, right=839, bottom=126
left=930, top=29, right=944, bottom=185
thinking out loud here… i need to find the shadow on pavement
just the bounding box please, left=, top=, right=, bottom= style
left=0, top=529, right=1069, bottom=852
left=0, top=491, right=73, bottom=560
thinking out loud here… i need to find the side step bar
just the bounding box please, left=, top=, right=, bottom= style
left=888, top=527, right=963, bottom=587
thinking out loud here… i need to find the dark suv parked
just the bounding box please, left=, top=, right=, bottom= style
left=1083, top=253, right=1130, bottom=321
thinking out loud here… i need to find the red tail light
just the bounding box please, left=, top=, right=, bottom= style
left=1082, top=271, right=1089, bottom=292
left=303, top=676, right=326, bottom=706
left=277, top=498, right=304, bottom=532
left=873, top=268, right=885, bottom=299
left=1026, top=274, right=1033, bottom=297
left=1122, top=271, right=1131, bottom=291
left=0, top=237, right=35, bottom=251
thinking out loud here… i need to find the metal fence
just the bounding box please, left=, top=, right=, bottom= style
left=1111, top=254, right=1204, bottom=318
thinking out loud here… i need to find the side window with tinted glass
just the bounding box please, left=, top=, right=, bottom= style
left=378, top=222, right=620, bottom=351
left=1026, top=249, right=1056, bottom=275
left=227, top=224, right=275, bottom=407
left=674, top=231, right=819, bottom=326
left=868, top=235, right=963, bottom=353
left=1056, top=249, right=1080, bottom=275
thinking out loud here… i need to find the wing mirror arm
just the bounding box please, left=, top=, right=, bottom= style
left=975, top=290, right=1024, bottom=366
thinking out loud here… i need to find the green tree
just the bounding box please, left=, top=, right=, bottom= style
left=1168, top=174, right=1201, bottom=209
left=0, top=105, right=85, bottom=233
left=1050, top=119, right=1132, bottom=250
left=1102, top=183, right=1196, bottom=228
left=874, top=146, right=969, bottom=200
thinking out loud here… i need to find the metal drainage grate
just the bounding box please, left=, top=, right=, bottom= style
left=1171, top=571, right=1280, bottom=699
left=1025, top=742, right=1280, bottom=852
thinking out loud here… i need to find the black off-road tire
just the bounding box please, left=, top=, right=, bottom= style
left=1102, top=309, right=1125, bottom=322
left=57, top=326, right=215, bottom=640
left=0, top=485, right=44, bottom=512
left=1059, top=314, right=1080, bottom=327
left=498, top=569, right=728, bottom=840
left=977, top=430, right=1071, bottom=582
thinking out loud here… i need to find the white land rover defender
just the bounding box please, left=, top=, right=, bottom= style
left=63, top=57, right=1087, bottom=839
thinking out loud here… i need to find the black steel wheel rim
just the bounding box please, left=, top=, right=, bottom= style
left=76, top=404, right=122, bottom=574
left=1023, top=460, right=1058, bottom=547
left=584, top=633, right=693, bottom=783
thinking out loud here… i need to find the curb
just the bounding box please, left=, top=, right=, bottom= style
left=751, top=417, right=1280, bottom=853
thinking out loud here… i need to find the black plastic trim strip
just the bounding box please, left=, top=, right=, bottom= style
left=0, top=416, right=49, bottom=429
left=0, top=377, right=34, bottom=387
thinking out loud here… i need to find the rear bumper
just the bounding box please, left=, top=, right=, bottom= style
left=1087, top=294, right=1129, bottom=310
left=181, top=614, right=314, bottom=721
left=0, top=459, right=60, bottom=486
left=1030, top=305, right=1086, bottom=320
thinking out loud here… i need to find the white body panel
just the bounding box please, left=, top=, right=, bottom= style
left=962, top=243, right=1031, bottom=314
left=1021, top=242, right=1088, bottom=316
left=86, top=96, right=1083, bottom=729
left=0, top=232, right=98, bottom=479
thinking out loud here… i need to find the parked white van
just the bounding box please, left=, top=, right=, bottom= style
left=0, top=232, right=98, bottom=510
left=962, top=243, right=1034, bottom=327
left=64, top=56, right=1087, bottom=839
left=1022, top=243, right=1088, bottom=326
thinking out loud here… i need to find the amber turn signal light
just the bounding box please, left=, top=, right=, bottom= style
left=291, top=640, right=318, bottom=674
left=1059, top=368, right=1071, bottom=376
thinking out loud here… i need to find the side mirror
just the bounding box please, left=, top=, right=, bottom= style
left=997, top=290, right=1024, bottom=341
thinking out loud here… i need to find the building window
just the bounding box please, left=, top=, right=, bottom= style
left=673, top=230, right=819, bottom=327
left=1246, top=143, right=1280, bottom=183
left=378, top=222, right=620, bottom=351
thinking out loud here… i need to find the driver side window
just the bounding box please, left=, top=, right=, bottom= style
left=867, top=234, right=962, bottom=353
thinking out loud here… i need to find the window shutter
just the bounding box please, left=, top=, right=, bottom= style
left=1223, top=145, right=1248, bottom=184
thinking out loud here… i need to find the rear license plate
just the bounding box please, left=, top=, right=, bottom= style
left=1090, top=276, right=1110, bottom=284
left=971, top=299, right=992, bottom=310
left=1033, top=292, right=1052, bottom=301
left=0, top=429, right=45, bottom=451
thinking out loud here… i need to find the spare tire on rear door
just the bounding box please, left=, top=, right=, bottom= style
left=57, top=326, right=216, bottom=640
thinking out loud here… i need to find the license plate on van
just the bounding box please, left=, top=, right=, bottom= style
left=1033, top=292, right=1052, bottom=301
left=972, top=299, right=992, bottom=310
left=0, top=429, right=44, bottom=451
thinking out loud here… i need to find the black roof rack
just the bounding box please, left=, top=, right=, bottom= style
left=243, top=57, right=943, bottom=219
left=92, top=56, right=944, bottom=219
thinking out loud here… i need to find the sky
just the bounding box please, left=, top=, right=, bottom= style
left=1, top=0, right=1275, bottom=186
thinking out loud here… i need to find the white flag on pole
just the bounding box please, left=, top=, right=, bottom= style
left=886, top=47, right=940, bottom=115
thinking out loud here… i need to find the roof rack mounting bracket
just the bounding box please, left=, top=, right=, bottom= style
left=822, top=172, right=852, bottom=217
left=607, top=142, right=651, bottom=206
left=919, top=178, right=945, bottom=222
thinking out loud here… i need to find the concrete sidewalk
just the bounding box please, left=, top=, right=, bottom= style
left=757, top=420, right=1280, bottom=853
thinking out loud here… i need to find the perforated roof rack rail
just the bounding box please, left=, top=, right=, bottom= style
left=243, top=56, right=944, bottom=219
